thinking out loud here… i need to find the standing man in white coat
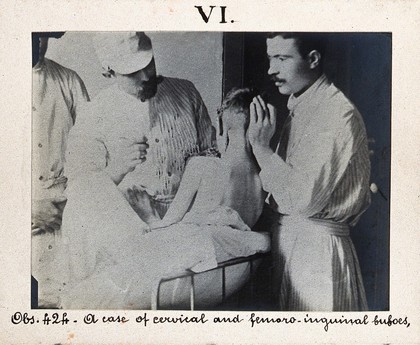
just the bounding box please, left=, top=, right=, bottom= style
left=60, top=33, right=215, bottom=303
left=248, top=33, right=371, bottom=311
left=32, top=32, right=90, bottom=307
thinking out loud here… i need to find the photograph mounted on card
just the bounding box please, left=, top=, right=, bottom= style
left=30, top=31, right=390, bottom=312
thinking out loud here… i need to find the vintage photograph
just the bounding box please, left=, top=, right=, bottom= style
left=31, top=31, right=391, bottom=312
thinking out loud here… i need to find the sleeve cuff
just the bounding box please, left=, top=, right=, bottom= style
left=259, top=153, right=292, bottom=193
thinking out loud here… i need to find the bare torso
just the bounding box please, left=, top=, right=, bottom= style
left=189, top=155, right=264, bottom=228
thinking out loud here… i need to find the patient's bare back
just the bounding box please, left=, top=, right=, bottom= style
left=189, top=156, right=264, bottom=228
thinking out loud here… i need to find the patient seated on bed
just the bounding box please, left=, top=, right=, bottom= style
left=127, top=87, right=266, bottom=233
left=60, top=88, right=270, bottom=309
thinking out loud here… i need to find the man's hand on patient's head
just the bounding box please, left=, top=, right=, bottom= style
left=248, top=96, right=277, bottom=149
left=247, top=96, right=277, bottom=167
left=31, top=196, right=67, bottom=234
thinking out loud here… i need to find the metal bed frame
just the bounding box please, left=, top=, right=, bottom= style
left=151, top=252, right=272, bottom=310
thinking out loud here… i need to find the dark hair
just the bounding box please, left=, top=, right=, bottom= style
left=267, top=32, right=326, bottom=67
left=218, top=87, right=255, bottom=117
left=217, top=87, right=256, bottom=135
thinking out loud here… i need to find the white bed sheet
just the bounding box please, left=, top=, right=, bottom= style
left=60, top=173, right=270, bottom=309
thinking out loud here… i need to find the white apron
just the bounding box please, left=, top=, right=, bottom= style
left=272, top=215, right=368, bottom=311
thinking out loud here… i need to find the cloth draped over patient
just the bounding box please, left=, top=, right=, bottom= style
left=60, top=172, right=269, bottom=309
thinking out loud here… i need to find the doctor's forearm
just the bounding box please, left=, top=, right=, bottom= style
left=252, top=144, right=275, bottom=170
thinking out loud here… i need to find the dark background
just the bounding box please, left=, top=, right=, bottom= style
left=222, top=32, right=391, bottom=310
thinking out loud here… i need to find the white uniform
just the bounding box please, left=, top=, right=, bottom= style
left=260, top=75, right=370, bottom=311
left=32, top=58, right=89, bottom=307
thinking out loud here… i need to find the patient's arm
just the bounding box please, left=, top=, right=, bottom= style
left=151, top=158, right=203, bottom=230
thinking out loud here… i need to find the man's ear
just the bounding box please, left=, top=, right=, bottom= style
left=307, top=50, right=322, bottom=69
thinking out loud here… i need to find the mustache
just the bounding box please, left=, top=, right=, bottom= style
left=270, top=76, right=286, bottom=83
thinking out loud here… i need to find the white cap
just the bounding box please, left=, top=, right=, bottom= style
left=93, top=32, right=154, bottom=74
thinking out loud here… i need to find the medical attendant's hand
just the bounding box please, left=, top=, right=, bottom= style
left=127, top=185, right=161, bottom=224
left=248, top=96, right=277, bottom=148
left=105, top=137, right=149, bottom=185
left=248, top=96, right=277, bottom=165
left=31, top=196, right=67, bottom=234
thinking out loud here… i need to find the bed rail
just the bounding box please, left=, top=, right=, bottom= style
left=151, top=252, right=271, bottom=310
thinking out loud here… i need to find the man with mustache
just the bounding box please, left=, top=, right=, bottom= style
left=59, top=33, right=214, bottom=300
left=64, top=32, right=214, bottom=226
left=248, top=33, right=371, bottom=311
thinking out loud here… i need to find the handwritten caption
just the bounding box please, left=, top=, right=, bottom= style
left=11, top=312, right=410, bottom=332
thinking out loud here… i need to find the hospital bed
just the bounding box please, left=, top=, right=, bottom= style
left=151, top=251, right=273, bottom=310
